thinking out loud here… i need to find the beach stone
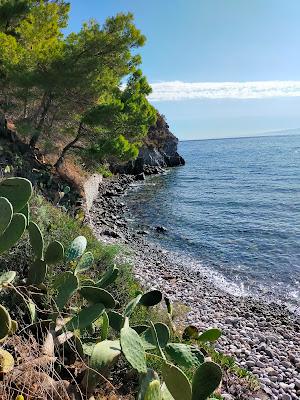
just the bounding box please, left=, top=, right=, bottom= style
left=281, top=394, right=291, bottom=400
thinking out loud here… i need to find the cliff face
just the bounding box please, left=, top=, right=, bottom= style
left=113, top=114, right=185, bottom=175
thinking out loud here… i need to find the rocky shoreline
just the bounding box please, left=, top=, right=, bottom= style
left=88, top=174, right=300, bottom=400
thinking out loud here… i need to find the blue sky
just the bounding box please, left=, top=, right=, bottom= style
left=68, top=0, right=300, bottom=140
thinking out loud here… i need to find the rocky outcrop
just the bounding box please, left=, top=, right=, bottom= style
left=112, top=114, right=185, bottom=175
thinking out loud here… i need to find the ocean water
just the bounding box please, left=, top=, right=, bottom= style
left=124, top=135, right=300, bottom=311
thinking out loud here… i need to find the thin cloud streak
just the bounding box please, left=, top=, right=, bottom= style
left=148, top=80, right=300, bottom=102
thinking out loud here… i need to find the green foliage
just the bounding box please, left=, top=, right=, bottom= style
left=162, top=363, right=192, bottom=400
left=120, top=319, right=148, bottom=374
left=141, top=323, right=170, bottom=351
left=0, top=197, right=13, bottom=235
left=65, top=303, right=105, bottom=331
left=0, top=213, right=27, bottom=254
left=53, top=271, right=78, bottom=311
left=198, top=328, right=222, bottom=343
left=44, top=240, right=64, bottom=265
left=140, top=290, right=163, bottom=307
left=0, top=177, right=225, bottom=400
left=191, top=362, right=222, bottom=400
left=27, top=258, right=47, bottom=285
left=28, top=221, right=44, bottom=259
left=79, top=286, right=116, bottom=308
left=0, top=177, right=32, bottom=212
left=65, top=235, right=87, bottom=261
left=74, top=251, right=94, bottom=275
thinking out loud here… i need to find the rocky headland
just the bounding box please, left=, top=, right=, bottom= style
left=88, top=175, right=300, bottom=400
left=111, top=113, right=185, bottom=177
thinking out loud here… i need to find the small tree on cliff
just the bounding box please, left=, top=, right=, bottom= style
left=54, top=70, right=157, bottom=168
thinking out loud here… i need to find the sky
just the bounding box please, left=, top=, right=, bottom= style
left=68, top=0, right=300, bottom=140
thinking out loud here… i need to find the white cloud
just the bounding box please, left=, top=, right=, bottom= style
left=148, top=80, right=300, bottom=102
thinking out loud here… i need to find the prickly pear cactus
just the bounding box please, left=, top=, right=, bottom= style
left=107, top=310, right=125, bottom=332
left=182, top=325, right=199, bottom=340
left=165, top=343, right=204, bottom=369
left=0, top=305, right=12, bottom=341
left=138, top=369, right=162, bottom=400
left=0, top=348, right=14, bottom=373
left=74, top=251, right=94, bottom=275
left=27, top=259, right=47, bottom=285
left=140, top=290, right=162, bottom=307
left=191, top=361, right=222, bottom=400
left=19, top=203, right=30, bottom=226
left=79, top=286, right=116, bottom=308
left=95, top=265, right=119, bottom=288
left=0, top=177, right=32, bottom=212
left=45, top=240, right=64, bottom=265
left=198, top=328, right=222, bottom=343
left=65, top=303, right=105, bottom=331
left=162, top=363, right=192, bottom=400
left=120, top=319, right=147, bottom=374
left=85, top=339, right=121, bottom=391
left=0, top=197, right=13, bottom=235
left=65, top=236, right=87, bottom=261
left=0, top=213, right=27, bottom=254
left=28, top=221, right=44, bottom=260
left=0, top=271, right=16, bottom=289
left=141, top=323, right=170, bottom=351
left=124, top=293, right=143, bottom=317
left=53, top=271, right=78, bottom=311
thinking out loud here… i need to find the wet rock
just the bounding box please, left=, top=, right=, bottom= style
left=156, top=225, right=167, bottom=233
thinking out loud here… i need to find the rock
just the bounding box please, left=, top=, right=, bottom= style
left=156, top=225, right=167, bottom=233
left=135, top=172, right=145, bottom=181
left=111, top=113, right=185, bottom=174
left=137, top=230, right=149, bottom=235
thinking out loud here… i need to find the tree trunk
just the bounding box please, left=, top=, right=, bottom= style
left=54, top=123, right=83, bottom=170
left=30, top=92, right=52, bottom=148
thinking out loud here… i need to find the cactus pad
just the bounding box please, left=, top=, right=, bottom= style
left=79, top=286, right=116, bottom=308
left=162, top=363, right=192, bottom=400
left=107, top=310, right=125, bottom=331
left=165, top=343, right=204, bottom=369
left=138, top=369, right=161, bottom=400
left=132, top=325, right=149, bottom=334
left=19, top=203, right=30, bottom=226
left=141, top=323, right=170, bottom=350
left=66, top=303, right=105, bottom=331
left=0, top=348, right=14, bottom=373
left=0, top=305, right=11, bottom=340
left=0, top=197, right=13, bottom=236
left=0, top=271, right=16, bottom=288
left=45, top=240, right=64, bottom=265
left=182, top=325, right=199, bottom=340
left=75, top=251, right=94, bottom=275
left=28, top=221, right=44, bottom=259
left=121, top=322, right=147, bottom=374
left=140, top=290, right=162, bottom=307
left=198, top=328, right=222, bottom=343
left=124, top=293, right=143, bottom=317
left=65, top=236, right=87, bottom=261
left=27, top=259, right=47, bottom=285
left=161, top=383, right=174, bottom=400
left=53, top=271, right=78, bottom=311
left=95, top=265, right=119, bottom=288
left=0, top=213, right=27, bottom=254
left=191, top=361, right=222, bottom=400
left=0, top=177, right=32, bottom=212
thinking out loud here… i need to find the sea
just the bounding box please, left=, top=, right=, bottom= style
left=124, top=134, right=300, bottom=312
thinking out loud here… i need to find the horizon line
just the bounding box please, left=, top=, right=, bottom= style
left=179, top=130, right=300, bottom=142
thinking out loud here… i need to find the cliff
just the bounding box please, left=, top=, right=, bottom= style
left=112, top=113, right=185, bottom=175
